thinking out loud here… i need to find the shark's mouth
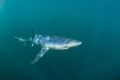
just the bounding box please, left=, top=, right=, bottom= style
left=65, top=39, right=82, bottom=47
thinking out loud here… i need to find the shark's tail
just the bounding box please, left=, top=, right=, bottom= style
left=13, top=37, right=28, bottom=46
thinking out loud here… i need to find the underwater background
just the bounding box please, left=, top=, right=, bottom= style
left=0, top=0, right=120, bottom=80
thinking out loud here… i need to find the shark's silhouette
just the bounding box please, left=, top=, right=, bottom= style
left=14, top=34, right=82, bottom=64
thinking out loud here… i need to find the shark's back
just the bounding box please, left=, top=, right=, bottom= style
left=46, top=36, right=69, bottom=43
left=41, top=36, right=71, bottom=50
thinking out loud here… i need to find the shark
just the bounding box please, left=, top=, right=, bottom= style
left=14, top=34, right=82, bottom=64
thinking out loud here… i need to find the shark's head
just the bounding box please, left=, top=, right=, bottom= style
left=66, top=39, right=82, bottom=48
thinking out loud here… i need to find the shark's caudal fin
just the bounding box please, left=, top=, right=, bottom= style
left=31, top=47, right=49, bottom=64
left=13, top=37, right=27, bottom=46
left=13, top=36, right=35, bottom=47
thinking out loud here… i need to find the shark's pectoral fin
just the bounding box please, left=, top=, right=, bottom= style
left=31, top=47, right=49, bottom=64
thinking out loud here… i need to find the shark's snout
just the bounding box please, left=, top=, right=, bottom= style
left=67, top=40, right=82, bottom=47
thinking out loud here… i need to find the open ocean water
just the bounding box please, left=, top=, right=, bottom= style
left=0, top=0, right=120, bottom=80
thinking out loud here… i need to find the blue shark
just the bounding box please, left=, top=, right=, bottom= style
left=14, top=34, right=82, bottom=64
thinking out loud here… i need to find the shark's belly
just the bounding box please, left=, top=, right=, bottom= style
left=40, top=36, right=71, bottom=50
left=44, top=43, right=69, bottom=50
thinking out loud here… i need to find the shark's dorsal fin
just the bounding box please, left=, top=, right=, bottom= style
left=31, top=47, right=49, bottom=64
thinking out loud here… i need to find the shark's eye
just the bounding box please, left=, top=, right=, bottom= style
left=64, top=45, right=69, bottom=48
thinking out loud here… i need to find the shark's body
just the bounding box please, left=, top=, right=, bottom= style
left=14, top=34, right=82, bottom=64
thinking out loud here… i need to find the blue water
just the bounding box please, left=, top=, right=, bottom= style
left=0, top=0, right=120, bottom=80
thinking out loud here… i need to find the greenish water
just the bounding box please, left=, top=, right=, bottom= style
left=0, top=0, right=120, bottom=80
